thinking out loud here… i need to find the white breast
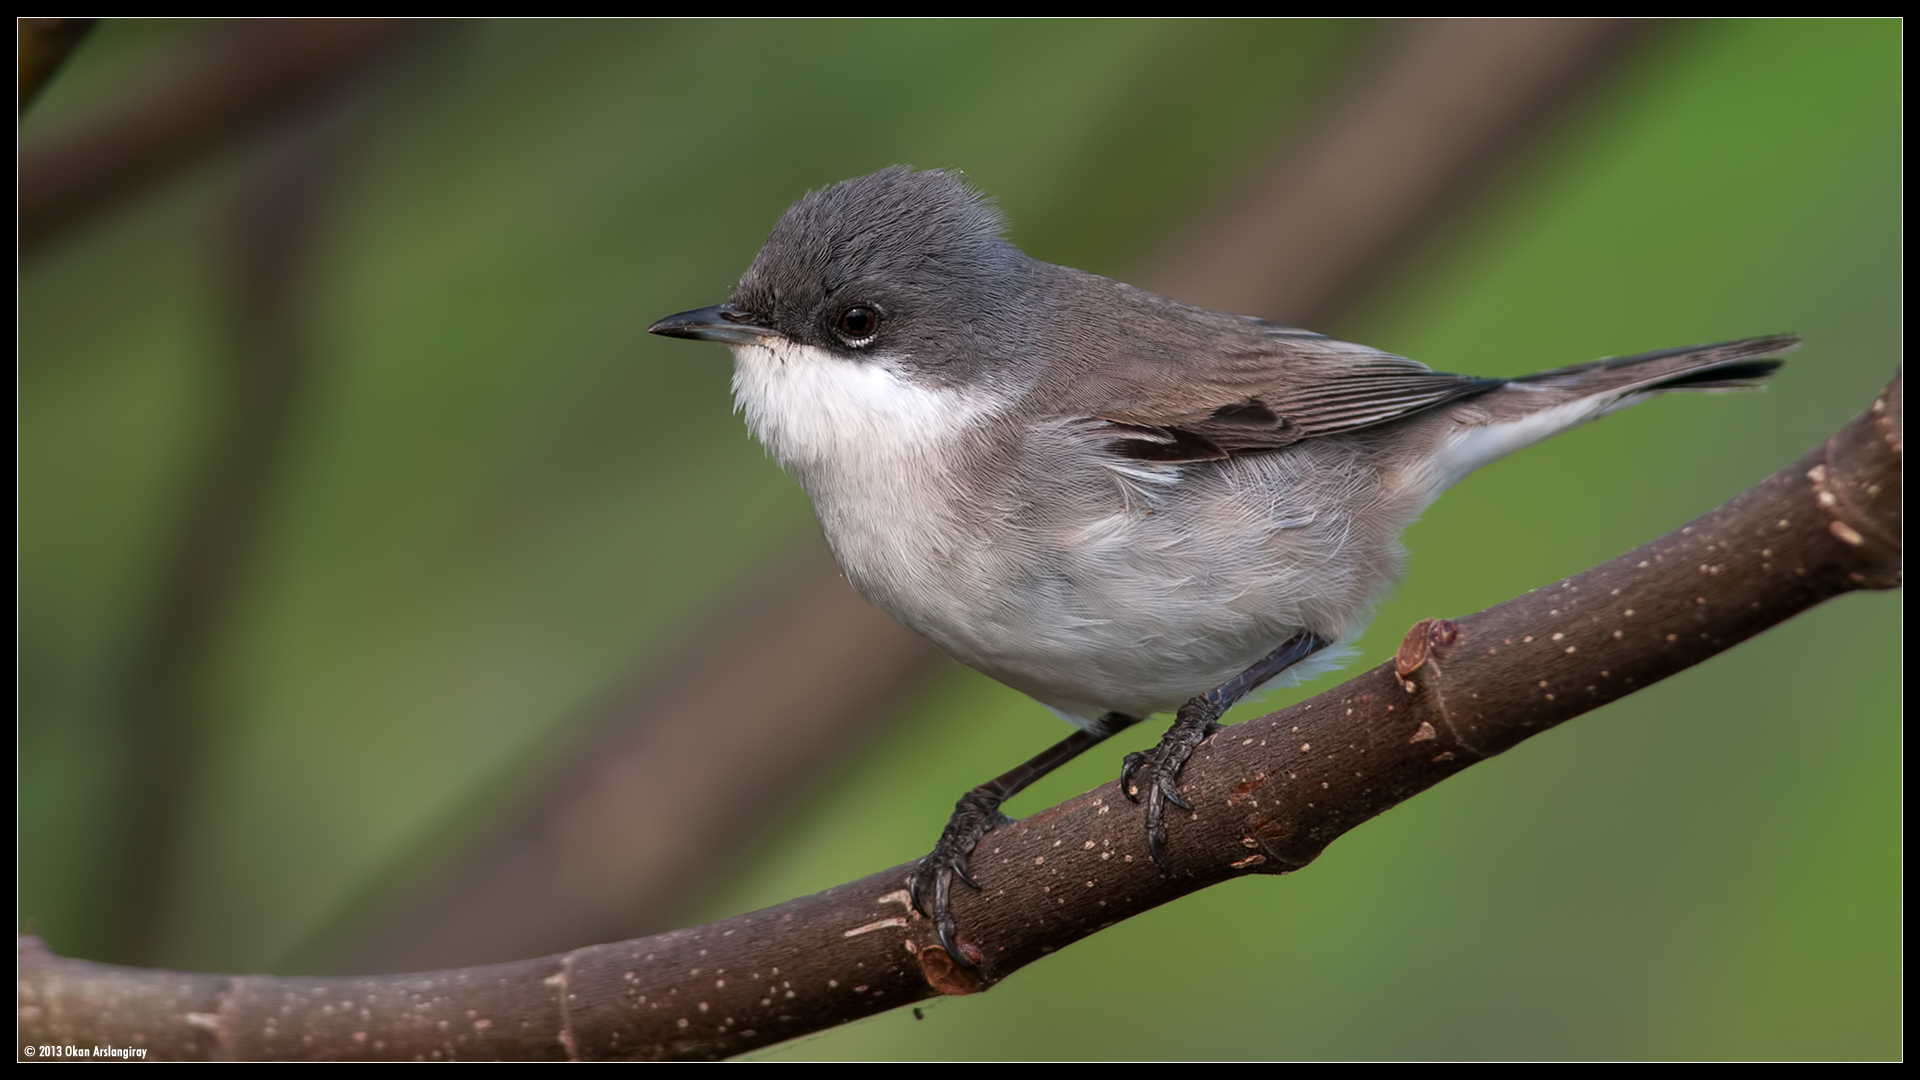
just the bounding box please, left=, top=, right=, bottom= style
left=729, top=340, right=1008, bottom=636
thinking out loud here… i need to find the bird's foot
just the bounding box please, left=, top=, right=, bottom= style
left=907, top=790, right=1010, bottom=967
left=1121, top=632, right=1325, bottom=870
left=1120, top=700, right=1224, bottom=872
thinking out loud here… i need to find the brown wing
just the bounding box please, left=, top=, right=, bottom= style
left=1093, top=327, right=1504, bottom=464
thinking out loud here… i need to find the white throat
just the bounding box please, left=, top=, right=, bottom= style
left=729, top=339, right=999, bottom=474
left=728, top=339, right=1012, bottom=648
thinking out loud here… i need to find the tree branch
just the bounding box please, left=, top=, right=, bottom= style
left=19, top=372, right=1899, bottom=1061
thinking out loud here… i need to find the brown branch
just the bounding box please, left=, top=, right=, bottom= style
left=21, top=372, right=1899, bottom=1061
left=352, top=18, right=1664, bottom=971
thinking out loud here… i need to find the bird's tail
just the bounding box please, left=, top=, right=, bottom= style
left=1507, top=333, right=1796, bottom=400
left=1432, top=334, right=1797, bottom=484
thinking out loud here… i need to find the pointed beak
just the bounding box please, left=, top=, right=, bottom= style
left=648, top=303, right=779, bottom=345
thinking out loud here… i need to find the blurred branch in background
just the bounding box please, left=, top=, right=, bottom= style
left=345, top=544, right=948, bottom=971
left=112, top=106, right=348, bottom=963
left=1139, top=18, right=1650, bottom=327
left=19, top=19, right=417, bottom=256
left=18, top=364, right=1900, bottom=1059
left=341, top=18, right=1661, bottom=974
left=16, top=21, right=430, bottom=964
left=17, top=17, right=98, bottom=114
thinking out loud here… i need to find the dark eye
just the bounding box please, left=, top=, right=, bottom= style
left=836, top=305, right=880, bottom=344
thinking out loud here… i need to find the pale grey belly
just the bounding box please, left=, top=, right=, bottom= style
left=814, top=439, right=1417, bottom=727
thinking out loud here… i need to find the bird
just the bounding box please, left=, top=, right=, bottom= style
left=649, top=165, right=1793, bottom=964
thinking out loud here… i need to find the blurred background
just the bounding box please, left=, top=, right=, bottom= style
left=18, top=19, right=1898, bottom=1060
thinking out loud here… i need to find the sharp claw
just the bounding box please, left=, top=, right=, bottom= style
left=1120, top=710, right=1226, bottom=873
left=912, top=793, right=1005, bottom=972
left=1145, top=788, right=1172, bottom=872
left=1119, top=752, right=1146, bottom=803
left=932, top=866, right=961, bottom=960
left=909, top=862, right=940, bottom=919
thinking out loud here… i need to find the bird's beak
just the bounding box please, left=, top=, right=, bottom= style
left=648, top=303, right=779, bottom=345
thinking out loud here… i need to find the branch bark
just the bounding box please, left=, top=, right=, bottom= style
left=19, top=372, right=1899, bottom=1061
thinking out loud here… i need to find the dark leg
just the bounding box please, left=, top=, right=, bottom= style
left=1122, top=632, right=1327, bottom=872
left=910, top=711, right=1140, bottom=963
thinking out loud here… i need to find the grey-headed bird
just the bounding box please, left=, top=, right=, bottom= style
left=651, top=167, right=1791, bottom=963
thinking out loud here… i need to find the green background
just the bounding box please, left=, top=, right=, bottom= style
left=19, top=19, right=1899, bottom=1060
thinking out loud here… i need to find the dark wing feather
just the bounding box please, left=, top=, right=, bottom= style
left=1093, top=327, right=1503, bottom=463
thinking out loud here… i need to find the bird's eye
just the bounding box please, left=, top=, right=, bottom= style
left=836, top=305, right=880, bottom=344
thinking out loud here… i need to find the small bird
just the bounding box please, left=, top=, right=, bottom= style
left=650, top=166, right=1792, bottom=963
